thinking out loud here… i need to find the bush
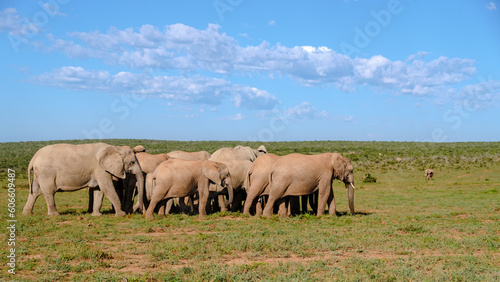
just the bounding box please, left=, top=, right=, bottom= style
left=363, top=173, right=377, bottom=183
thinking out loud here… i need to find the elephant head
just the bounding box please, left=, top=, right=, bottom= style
left=331, top=153, right=355, bottom=215
left=202, top=161, right=234, bottom=206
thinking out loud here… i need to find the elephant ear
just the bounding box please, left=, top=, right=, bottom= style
left=201, top=161, right=223, bottom=185
left=97, top=146, right=126, bottom=179
left=331, top=153, right=347, bottom=181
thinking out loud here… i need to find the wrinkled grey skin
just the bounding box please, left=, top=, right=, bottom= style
left=23, top=143, right=143, bottom=217
left=263, top=153, right=355, bottom=218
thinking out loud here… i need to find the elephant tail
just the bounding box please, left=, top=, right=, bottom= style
left=27, top=158, right=34, bottom=194
left=244, top=167, right=252, bottom=191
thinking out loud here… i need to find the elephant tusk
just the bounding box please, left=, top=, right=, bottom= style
left=350, top=183, right=355, bottom=189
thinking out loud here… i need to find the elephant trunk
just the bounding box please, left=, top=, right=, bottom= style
left=346, top=182, right=355, bottom=215
left=224, top=178, right=234, bottom=206
left=135, top=172, right=145, bottom=214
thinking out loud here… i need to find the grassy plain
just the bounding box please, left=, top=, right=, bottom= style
left=0, top=140, right=499, bottom=281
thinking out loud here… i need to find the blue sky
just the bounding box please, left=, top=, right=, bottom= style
left=1, top=0, right=499, bottom=142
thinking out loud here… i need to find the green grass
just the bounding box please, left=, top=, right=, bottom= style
left=0, top=139, right=499, bottom=281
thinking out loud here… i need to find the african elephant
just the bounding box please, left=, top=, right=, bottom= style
left=208, top=159, right=252, bottom=212
left=88, top=145, right=146, bottom=215
left=208, top=145, right=267, bottom=212
left=210, top=145, right=267, bottom=162
left=161, top=150, right=211, bottom=214
left=145, top=159, right=233, bottom=219
left=23, top=143, right=144, bottom=217
left=425, top=169, right=434, bottom=180
left=133, top=149, right=171, bottom=211
left=167, top=150, right=211, bottom=160
left=243, top=153, right=281, bottom=215
left=263, top=153, right=355, bottom=218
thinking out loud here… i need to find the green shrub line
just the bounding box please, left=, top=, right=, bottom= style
left=1, top=139, right=499, bottom=183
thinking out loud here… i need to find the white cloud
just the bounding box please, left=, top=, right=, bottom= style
left=487, top=2, right=497, bottom=10
left=0, top=8, right=41, bottom=37
left=268, top=20, right=276, bottom=26
left=1, top=12, right=492, bottom=110
left=453, top=79, right=500, bottom=110
left=32, top=23, right=478, bottom=100
left=29, top=67, right=280, bottom=109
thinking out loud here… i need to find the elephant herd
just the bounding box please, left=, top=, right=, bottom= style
left=22, top=142, right=356, bottom=219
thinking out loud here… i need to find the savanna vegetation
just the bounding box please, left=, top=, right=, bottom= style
left=0, top=139, right=499, bottom=281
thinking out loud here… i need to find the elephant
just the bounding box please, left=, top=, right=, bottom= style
left=88, top=145, right=147, bottom=215
left=425, top=169, right=434, bottom=180
left=263, top=153, right=355, bottom=218
left=133, top=149, right=171, bottom=211
left=23, top=143, right=144, bottom=217
left=208, top=159, right=252, bottom=212
left=243, top=153, right=281, bottom=215
left=210, top=145, right=267, bottom=162
left=208, top=145, right=267, bottom=212
left=154, top=150, right=211, bottom=215
left=145, top=159, right=234, bottom=219
left=167, top=150, right=211, bottom=160
left=243, top=153, right=318, bottom=216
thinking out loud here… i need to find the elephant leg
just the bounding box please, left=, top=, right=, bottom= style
left=310, top=191, right=318, bottom=212
left=178, top=197, right=193, bottom=214
left=289, top=196, right=300, bottom=216
left=145, top=192, right=166, bottom=219
left=198, top=189, right=209, bottom=219
left=88, top=187, right=94, bottom=214
left=327, top=188, right=337, bottom=216
left=43, top=191, right=59, bottom=216
left=157, top=201, right=166, bottom=217
left=255, top=198, right=263, bottom=216
left=316, top=186, right=333, bottom=216
left=22, top=177, right=43, bottom=215
left=218, top=194, right=227, bottom=212
left=92, top=189, right=104, bottom=216
left=301, top=195, right=308, bottom=214
left=164, top=198, right=174, bottom=215
left=278, top=197, right=288, bottom=218
left=263, top=184, right=286, bottom=217
left=98, top=180, right=126, bottom=217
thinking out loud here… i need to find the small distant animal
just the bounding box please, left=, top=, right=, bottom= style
left=425, top=169, right=434, bottom=180
left=396, top=157, right=402, bottom=164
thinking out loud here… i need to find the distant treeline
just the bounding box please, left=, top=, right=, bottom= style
left=1, top=139, right=499, bottom=182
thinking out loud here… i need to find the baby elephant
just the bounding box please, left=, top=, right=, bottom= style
left=145, top=159, right=233, bottom=219
left=425, top=169, right=434, bottom=180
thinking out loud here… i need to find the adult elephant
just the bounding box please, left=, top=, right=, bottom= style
left=133, top=148, right=171, bottom=211
left=88, top=145, right=147, bottom=215
left=263, top=153, right=355, bottom=218
left=23, top=143, right=144, bottom=217
left=243, top=153, right=281, bottom=216
left=145, top=159, right=233, bottom=219
left=167, top=150, right=211, bottom=161
left=209, top=145, right=267, bottom=212
left=210, top=145, right=267, bottom=162
left=161, top=150, right=211, bottom=215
